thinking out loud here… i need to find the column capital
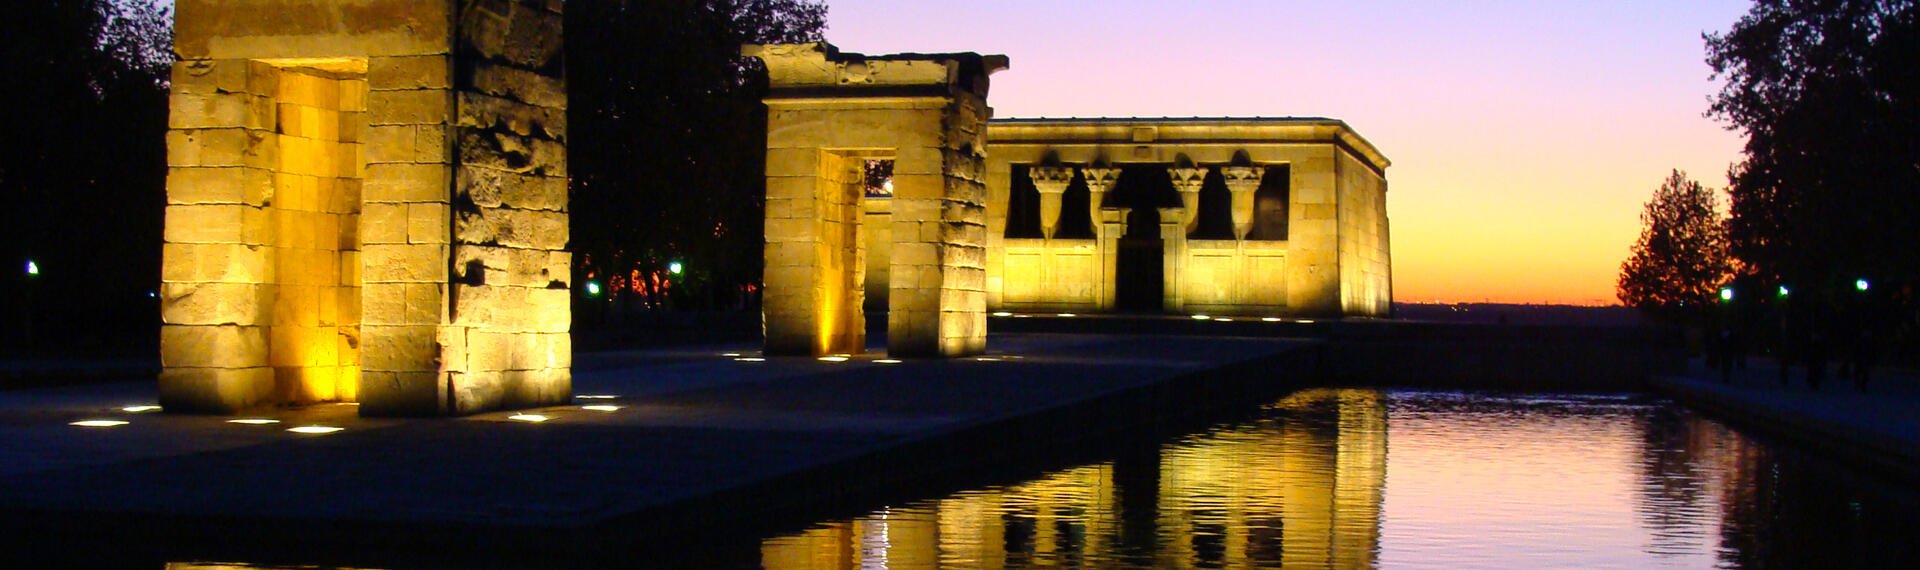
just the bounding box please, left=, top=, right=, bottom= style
left=1167, top=167, right=1207, bottom=232
left=1028, top=165, right=1074, bottom=194
left=1220, top=165, right=1264, bottom=239
left=1167, top=166, right=1209, bottom=193
left=1219, top=165, right=1264, bottom=192
left=1082, top=167, right=1122, bottom=193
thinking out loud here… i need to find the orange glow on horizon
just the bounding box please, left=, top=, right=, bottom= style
left=824, top=1, right=1752, bottom=306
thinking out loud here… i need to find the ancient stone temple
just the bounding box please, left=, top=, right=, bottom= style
left=160, top=0, right=570, bottom=415
left=983, top=119, right=1392, bottom=317
left=745, top=43, right=1004, bottom=357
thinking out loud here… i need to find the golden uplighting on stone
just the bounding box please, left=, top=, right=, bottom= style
left=507, top=414, right=550, bottom=423
left=745, top=43, right=1003, bottom=359
left=286, top=425, right=342, bottom=434
left=159, top=0, right=572, bottom=417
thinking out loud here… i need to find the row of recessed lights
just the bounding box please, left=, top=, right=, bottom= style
left=1190, top=315, right=1315, bottom=324
left=724, top=352, right=904, bottom=364
left=68, top=416, right=343, bottom=433
left=70, top=399, right=633, bottom=431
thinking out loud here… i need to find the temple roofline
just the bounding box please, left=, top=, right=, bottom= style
left=987, top=117, right=1390, bottom=173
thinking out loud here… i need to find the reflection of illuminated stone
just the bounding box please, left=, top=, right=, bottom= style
left=159, top=0, right=571, bottom=416
left=760, top=389, right=1388, bottom=568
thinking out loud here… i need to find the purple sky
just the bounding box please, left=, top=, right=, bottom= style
left=824, top=0, right=1753, bottom=305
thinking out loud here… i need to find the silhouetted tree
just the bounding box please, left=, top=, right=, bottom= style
left=0, top=0, right=173, bottom=351
left=1618, top=170, right=1731, bottom=322
left=566, top=0, right=826, bottom=320
left=1707, top=0, right=1918, bottom=294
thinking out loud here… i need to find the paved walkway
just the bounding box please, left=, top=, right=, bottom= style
left=1651, top=357, right=1920, bottom=479
left=0, top=334, right=1310, bottom=535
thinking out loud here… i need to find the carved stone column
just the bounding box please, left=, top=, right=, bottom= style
left=1219, top=166, right=1265, bottom=240
left=1162, top=167, right=1207, bottom=312
left=1028, top=165, right=1074, bottom=240
left=1082, top=167, right=1123, bottom=310
left=1157, top=206, right=1188, bottom=312
left=1167, top=167, right=1209, bottom=234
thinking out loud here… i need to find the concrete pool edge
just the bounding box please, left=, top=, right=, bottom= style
left=1650, top=371, right=1920, bottom=482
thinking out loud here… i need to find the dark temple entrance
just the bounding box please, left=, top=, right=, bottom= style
left=1111, top=165, right=1176, bottom=313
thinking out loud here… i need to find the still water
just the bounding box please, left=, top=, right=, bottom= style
left=160, top=389, right=1917, bottom=569
left=757, top=389, right=1919, bottom=569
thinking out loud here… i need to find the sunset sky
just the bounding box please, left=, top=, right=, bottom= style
left=824, top=0, right=1752, bottom=305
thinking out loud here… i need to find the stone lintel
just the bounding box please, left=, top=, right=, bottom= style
left=744, top=42, right=1007, bottom=97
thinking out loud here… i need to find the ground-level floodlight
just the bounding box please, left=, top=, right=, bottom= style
left=25, top=260, right=38, bottom=276
left=1856, top=279, right=1870, bottom=291
left=1719, top=287, right=1734, bottom=302
left=1778, top=285, right=1790, bottom=298
left=585, top=281, right=601, bottom=296
left=668, top=261, right=683, bottom=275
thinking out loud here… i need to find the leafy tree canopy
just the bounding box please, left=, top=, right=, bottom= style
left=567, top=0, right=826, bottom=316
left=0, top=0, right=173, bottom=350
left=1707, top=0, right=1919, bottom=288
left=1619, top=170, right=1731, bottom=322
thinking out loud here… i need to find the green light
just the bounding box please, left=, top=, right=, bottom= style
left=668, top=261, right=683, bottom=275
left=1778, top=285, right=1790, bottom=297
left=25, top=260, right=38, bottom=276
left=1719, top=287, right=1734, bottom=301
left=1856, top=279, right=1870, bottom=291
left=585, top=281, right=601, bottom=296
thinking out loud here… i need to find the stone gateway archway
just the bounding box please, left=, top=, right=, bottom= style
left=745, top=43, right=1005, bottom=358
left=160, top=0, right=571, bottom=416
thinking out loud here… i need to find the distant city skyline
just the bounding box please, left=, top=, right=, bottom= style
left=825, top=0, right=1752, bottom=305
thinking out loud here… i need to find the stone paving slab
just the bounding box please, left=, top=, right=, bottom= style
left=0, top=333, right=1308, bottom=531
left=1652, top=358, right=1920, bottom=480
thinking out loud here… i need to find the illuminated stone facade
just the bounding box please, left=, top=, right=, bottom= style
left=745, top=43, right=1005, bottom=357
left=984, top=119, right=1392, bottom=317
left=160, top=0, right=570, bottom=415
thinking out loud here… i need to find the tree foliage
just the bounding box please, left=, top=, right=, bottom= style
left=1707, top=0, right=1920, bottom=288
left=566, top=0, right=826, bottom=318
left=1619, top=171, right=1731, bottom=320
left=0, top=0, right=173, bottom=350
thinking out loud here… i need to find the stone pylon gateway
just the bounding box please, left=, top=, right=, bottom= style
left=160, top=0, right=570, bottom=416
left=745, top=43, right=1005, bottom=358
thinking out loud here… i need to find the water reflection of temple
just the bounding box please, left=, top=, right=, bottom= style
left=762, top=389, right=1388, bottom=568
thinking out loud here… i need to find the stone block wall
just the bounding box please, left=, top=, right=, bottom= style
left=1000, top=239, right=1100, bottom=311
left=860, top=197, right=892, bottom=312
left=1285, top=148, right=1342, bottom=316
left=748, top=43, right=1003, bottom=358
left=162, top=0, right=568, bottom=415
left=1335, top=150, right=1391, bottom=317
left=443, top=0, right=571, bottom=413
left=1181, top=240, right=1289, bottom=315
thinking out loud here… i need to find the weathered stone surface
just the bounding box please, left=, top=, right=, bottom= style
left=369, top=55, right=451, bottom=90
left=164, top=0, right=570, bottom=417
left=456, top=92, right=566, bottom=141
left=470, top=64, right=565, bottom=109
left=457, top=130, right=565, bottom=176
left=174, top=0, right=454, bottom=60
left=368, top=89, right=452, bottom=125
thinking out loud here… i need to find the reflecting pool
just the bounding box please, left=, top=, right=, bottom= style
left=759, top=389, right=1920, bottom=569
